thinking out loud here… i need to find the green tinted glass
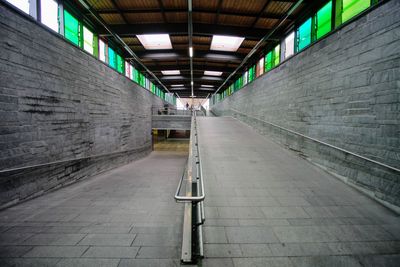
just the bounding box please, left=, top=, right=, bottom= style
left=64, top=10, right=79, bottom=46
left=116, top=54, right=124, bottom=73
left=342, top=0, right=370, bottom=23
left=133, top=69, right=139, bottom=83
left=317, top=1, right=332, bottom=39
left=273, top=45, right=280, bottom=67
left=297, top=18, right=312, bottom=51
left=108, top=47, right=116, bottom=69
left=265, top=51, right=273, bottom=71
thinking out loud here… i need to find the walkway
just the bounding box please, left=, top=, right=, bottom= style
left=197, top=117, right=400, bottom=267
left=0, top=151, right=187, bottom=266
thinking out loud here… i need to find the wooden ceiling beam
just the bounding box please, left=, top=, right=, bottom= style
left=101, top=23, right=277, bottom=40
left=108, top=0, right=129, bottom=24
left=92, top=8, right=293, bottom=21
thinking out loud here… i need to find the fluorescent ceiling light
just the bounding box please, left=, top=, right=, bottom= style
left=204, top=71, right=223, bottom=76
left=171, top=84, right=184, bottom=87
left=191, top=81, right=194, bottom=86
left=161, top=70, right=180, bottom=75
left=189, top=47, right=193, bottom=57
left=211, top=35, right=245, bottom=52
left=137, top=34, right=172, bottom=50
left=201, top=85, right=214, bottom=88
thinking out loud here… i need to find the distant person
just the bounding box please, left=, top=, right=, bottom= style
left=185, top=103, right=189, bottom=110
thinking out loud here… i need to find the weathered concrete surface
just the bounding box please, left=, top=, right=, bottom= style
left=152, top=115, right=191, bottom=130
left=212, top=0, right=400, bottom=208
left=198, top=117, right=400, bottom=267
left=0, top=151, right=187, bottom=266
left=0, top=4, right=167, bottom=207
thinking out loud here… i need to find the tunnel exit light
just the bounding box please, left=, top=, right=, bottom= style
left=210, top=35, right=245, bottom=52
left=137, top=34, right=172, bottom=50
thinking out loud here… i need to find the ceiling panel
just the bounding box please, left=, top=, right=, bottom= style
left=193, top=0, right=219, bottom=10
left=99, top=13, right=126, bottom=25
left=118, top=0, right=159, bottom=9
left=221, top=0, right=269, bottom=15
left=218, top=14, right=254, bottom=27
left=124, top=13, right=164, bottom=24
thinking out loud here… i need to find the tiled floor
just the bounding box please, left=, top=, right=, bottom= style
left=0, top=151, right=187, bottom=267
left=197, top=117, right=400, bottom=267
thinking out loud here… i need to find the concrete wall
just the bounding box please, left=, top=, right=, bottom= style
left=152, top=115, right=192, bottom=130
left=0, top=4, right=166, bottom=208
left=212, top=0, right=400, bottom=209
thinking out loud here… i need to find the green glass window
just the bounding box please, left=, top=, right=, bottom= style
left=64, top=10, right=80, bottom=46
left=274, top=45, right=280, bottom=66
left=133, top=68, right=139, bottom=83
left=234, top=79, right=239, bottom=92
left=108, top=47, right=117, bottom=69
left=247, top=66, right=255, bottom=82
left=83, top=26, right=94, bottom=55
left=297, top=18, right=312, bottom=51
left=342, top=0, right=370, bottom=23
left=116, top=54, right=124, bottom=73
left=265, top=51, right=273, bottom=71
left=139, top=73, right=146, bottom=87
left=316, top=1, right=332, bottom=39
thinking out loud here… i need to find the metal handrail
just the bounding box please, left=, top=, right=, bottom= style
left=229, top=108, right=400, bottom=173
left=174, top=114, right=205, bottom=202
left=174, top=111, right=206, bottom=263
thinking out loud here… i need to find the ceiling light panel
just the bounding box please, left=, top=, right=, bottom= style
left=137, top=34, right=172, bottom=50
left=204, top=71, right=223, bottom=76
left=171, top=84, right=184, bottom=87
left=201, top=85, right=214, bottom=88
left=210, top=35, right=245, bottom=52
left=161, top=70, right=180, bottom=75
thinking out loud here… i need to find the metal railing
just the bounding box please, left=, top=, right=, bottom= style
left=174, top=112, right=205, bottom=263
left=229, top=108, right=400, bottom=173
left=152, top=106, right=192, bottom=116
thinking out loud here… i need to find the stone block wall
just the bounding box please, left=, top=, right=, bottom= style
left=212, top=0, right=400, bottom=210
left=0, top=4, right=166, bottom=208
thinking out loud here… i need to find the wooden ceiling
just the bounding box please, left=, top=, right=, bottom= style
left=77, top=0, right=318, bottom=98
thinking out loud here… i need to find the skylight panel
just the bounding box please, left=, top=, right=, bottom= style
left=204, top=71, right=223, bottom=76
left=162, top=70, right=180, bottom=75
left=137, top=34, right=172, bottom=50
left=210, top=35, right=245, bottom=52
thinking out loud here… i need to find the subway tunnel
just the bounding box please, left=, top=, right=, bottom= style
left=0, top=0, right=400, bottom=266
